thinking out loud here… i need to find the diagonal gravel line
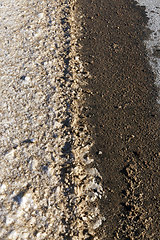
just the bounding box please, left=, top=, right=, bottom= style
left=0, top=0, right=105, bottom=239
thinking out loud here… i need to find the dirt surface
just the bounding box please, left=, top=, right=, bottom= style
left=76, top=0, right=160, bottom=239
left=0, top=1, right=105, bottom=239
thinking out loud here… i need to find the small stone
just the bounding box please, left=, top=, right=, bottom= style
left=38, top=13, right=44, bottom=19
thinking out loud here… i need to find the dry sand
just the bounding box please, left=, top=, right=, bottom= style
left=0, top=1, right=104, bottom=239
left=0, top=0, right=159, bottom=239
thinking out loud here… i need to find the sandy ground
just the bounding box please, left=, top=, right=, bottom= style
left=76, top=0, right=160, bottom=239
left=0, top=0, right=104, bottom=239
left=0, top=0, right=159, bottom=239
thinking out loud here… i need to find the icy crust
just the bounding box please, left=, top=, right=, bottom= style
left=136, top=0, right=160, bottom=103
left=0, top=0, right=104, bottom=239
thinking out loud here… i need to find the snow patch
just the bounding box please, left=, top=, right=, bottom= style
left=137, top=0, right=160, bottom=103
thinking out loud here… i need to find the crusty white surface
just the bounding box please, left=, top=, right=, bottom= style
left=136, top=0, right=160, bottom=103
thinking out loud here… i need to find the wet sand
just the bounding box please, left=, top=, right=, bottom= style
left=76, top=0, right=160, bottom=239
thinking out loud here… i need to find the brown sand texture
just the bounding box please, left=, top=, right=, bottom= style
left=0, top=0, right=159, bottom=239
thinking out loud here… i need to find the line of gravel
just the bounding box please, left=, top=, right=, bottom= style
left=0, top=1, right=105, bottom=239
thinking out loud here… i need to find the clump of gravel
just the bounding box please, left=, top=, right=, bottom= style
left=0, top=0, right=105, bottom=239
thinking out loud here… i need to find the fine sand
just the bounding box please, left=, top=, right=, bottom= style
left=0, top=0, right=159, bottom=239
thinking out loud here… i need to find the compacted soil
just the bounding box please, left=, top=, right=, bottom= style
left=76, top=0, right=160, bottom=239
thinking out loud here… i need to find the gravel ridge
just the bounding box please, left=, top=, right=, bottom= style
left=0, top=1, right=104, bottom=239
